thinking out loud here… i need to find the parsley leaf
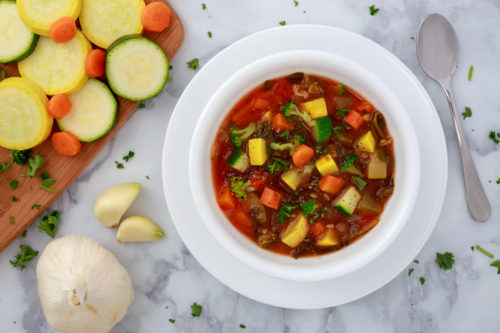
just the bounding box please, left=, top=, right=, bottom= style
left=10, top=180, right=19, bottom=189
left=10, top=149, right=32, bottom=165
left=278, top=205, right=298, bottom=224
left=21, top=230, right=27, bottom=238
left=169, top=319, right=175, bottom=323
left=410, top=36, right=415, bottom=41
left=337, top=109, right=349, bottom=118
left=240, top=324, right=246, bottom=329
left=40, top=172, right=56, bottom=192
left=27, top=155, right=46, bottom=178
left=293, top=0, right=298, bottom=6
left=496, top=178, right=500, bottom=184
left=9, top=216, right=14, bottom=224
left=207, top=31, right=212, bottom=38
left=414, top=259, right=419, bottom=264
left=468, top=65, right=474, bottom=82
left=462, top=107, right=472, bottom=120
left=369, top=4, right=379, bottom=16
left=38, top=211, right=60, bottom=238
left=419, top=277, right=425, bottom=285
left=352, top=176, right=367, bottom=191
left=137, top=102, right=146, bottom=109
left=295, top=134, right=305, bottom=144
left=340, top=155, right=358, bottom=172
left=475, top=245, right=494, bottom=258
left=10, top=245, right=38, bottom=271
left=31, top=204, right=41, bottom=210
left=408, top=268, right=414, bottom=277
left=333, top=125, right=347, bottom=133
left=191, top=302, right=202, bottom=317
left=490, top=260, right=500, bottom=274
left=301, top=199, right=316, bottom=217
left=436, top=252, right=455, bottom=270
left=123, top=150, right=135, bottom=162
left=115, top=161, right=124, bottom=169
left=279, top=130, right=290, bottom=140
left=0, top=162, right=11, bottom=173
left=201, top=3, right=206, bottom=10
left=488, top=131, right=500, bottom=144
left=187, top=58, right=199, bottom=71
left=267, top=158, right=289, bottom=174
left=279, top=21, right=286, bottom=26
left=12, top=196, right=19, bottom=202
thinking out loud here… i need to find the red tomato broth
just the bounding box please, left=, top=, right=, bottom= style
left=211, top=73, right=395, bottom=258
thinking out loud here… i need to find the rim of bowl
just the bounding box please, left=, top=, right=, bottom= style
left=188, top=50, right=421, bottom=282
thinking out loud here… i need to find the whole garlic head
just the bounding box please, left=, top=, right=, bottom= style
left=36, top=234, right=134, bottom=333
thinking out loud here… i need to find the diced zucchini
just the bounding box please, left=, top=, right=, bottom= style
left=367, top=160, right=387, bottom=179
left=227, top=149, right=249, bottom=172
left=315, top=154, right=339, bottom=176
left=312, top=116, right=332, bottom=143
left=355, top=131, right=376, bottom=153
left=248, top=138, right=267, bottom=165
left=280, top=214, right=309, bottom=248
left=316, top=228, right=340, bottom=247
left=358, top=195, right=382, bottom=215
left=281, top=168, right=302, bottom=190
left=300, top=98, right=328, bottom=119
left=334, top=186, right=361, bottom=216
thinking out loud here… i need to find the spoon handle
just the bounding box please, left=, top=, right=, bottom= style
left=440, top=78, right=491, bottom=221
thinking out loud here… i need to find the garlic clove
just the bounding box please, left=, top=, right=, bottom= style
left=94, top=182, right=141, bottom=228
left=116, top=216, right=165, bottom=243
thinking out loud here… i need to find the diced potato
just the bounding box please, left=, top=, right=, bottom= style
left=248, top=138, right=267, bottom=165
left=300, top=98, right=328, bottom=119
left=281, top=168, right=302, bottom=190
left=315, top=154, right=339, bottom=176
left=280, top=214, right=309, bottom=248
left=367, top=160, right=387, bottom=179
left=316, top=229, right=340, bottom=247
left=355, top=131, right=376, bottom=153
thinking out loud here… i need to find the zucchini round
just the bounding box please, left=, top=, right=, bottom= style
left=57, top=79, right=118, bottom=142
left=0, top=0, right=38, bottom=64
left=18, top=30, right=91, bottom=95
left=80, top=0, right=144, bottom=49
left=0, top=77, right=52, bottom=150
left=106, top=35, right=169, bottom=101
left=17, top=0, right=81, bottom=36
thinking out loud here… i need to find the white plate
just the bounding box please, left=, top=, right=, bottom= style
left=162, top=25, right=447, bottom=309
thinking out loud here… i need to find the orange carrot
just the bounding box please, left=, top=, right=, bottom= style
left=344, top=110, right=364, bottom=130
left=292, top=144, right=314, bottom=167
left=49, top=16, right=77, bottom=43
left=356, top=101, right=374, bottom=113
left=141, top=2, right=171, bottom=32
left=259, top=186, right=282, bottom=209
left=319, top=175, right=345, bottom=194
left=47, top=94, right=72, bottom=119
left=270, top=113, right=294, bottom=132
left=253, top=97, right=270, bottom=111
left=51, top=131, right=81, bottom=156
left=218, top=185, right=236, bottom=209
left=310, top=222, right=326, bottom=237
left=84, top=49, right=106, bottom=78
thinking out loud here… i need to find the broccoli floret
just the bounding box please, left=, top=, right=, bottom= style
left=230, top=123, right=256, bottom=147
left=10, top=149, right=33, bottom=165
left=282, top=100, right=314, bottom=127
left=229, top=176, right=254, bottom=201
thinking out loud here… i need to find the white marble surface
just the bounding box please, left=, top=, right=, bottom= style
left=1, top=0, right=500, bottom=332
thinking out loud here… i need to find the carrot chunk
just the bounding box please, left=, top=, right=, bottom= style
left=49, top=17, right=77, bottom=43
left=356, top=101, right=374, bottom=113
left=52, top=131, right=81, bottom=157
left=310, top=222, right=326, bottom=237
left=141, top=2, right=171, bottom=32
left=47, top=94, right=72, bottom=119
left=253, top=97, right=270, bottom=111
left=344, top=110, right=364, bottom=130
left=217, top=184, right=236, bottom=209
left=292, top=144, right=314, bottom=167
left=319, top=175, right=345, bottom=194
left=84, top=49, right=106, bottom=78
left=270, top=113, right=294, bottom=132
left=259, top=186, right=282, bottom=209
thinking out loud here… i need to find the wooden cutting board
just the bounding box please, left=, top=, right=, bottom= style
left=0, top=0, right=184, bottom=252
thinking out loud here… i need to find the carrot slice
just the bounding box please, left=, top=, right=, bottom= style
left=292, top=144, right=314, bottom=167
left=319, top=175, right=345, bottom=194
left=259, top=186, right=282, bottom=210
left=47, top=94, right=72, bottom=119
left=270, top=113, right=294, bottom=132
left=141, top=2, right=171, bottom=32
left=344, top=110, right=364, bottom=130
left=310, top=222, right=326, bottom=237
left=218, top=185, right=236, bottom=209
left=84, top=49, right=106, bottom=78
left=51, top=131, right=81, bottom=156
left=49, top=16, right=77, bottom=43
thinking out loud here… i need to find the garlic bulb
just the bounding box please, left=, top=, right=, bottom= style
left=36, top=234, right=134, bottom=333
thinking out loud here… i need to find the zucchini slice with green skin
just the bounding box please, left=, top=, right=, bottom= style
left=0, top=77, right=52, bottom=150
left=57, top=79, right=118, bottom=142
left=80, top=0, right=144, bottom=48
left=0, top=0, right=38, bottom=64
left=227, top=149, right=249, bottom=172
left=313, top=116, right=333, bottom=143
left=19, top=30, right=91, bottom=95
left=334, top=186, right=361, bottom=216
left=17, top=0, right=81, bottom=36
left=106, top=35, right=169, bottom=101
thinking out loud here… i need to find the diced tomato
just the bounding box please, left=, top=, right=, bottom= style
left=231, top=204, right=253, bottom=232
left=355, top=101, right=374, bottom=113
left=310, top=222, right=326, bottom=237
left=259, top=186, right=282, bottom=209
left=249, top=171, right=270, bottom=190
left=270, top=113, right=295, bottom=132
left=319, top=175, right=345, bottom=194
left=292, top=144, right=314, bottom=167
left=344, top=110, right=364, bottom=130
left=273, top=79, right=294, bottom=103
left=217, top=184, right=236, bottom=209
left=253, top=97, right=270, bottom=110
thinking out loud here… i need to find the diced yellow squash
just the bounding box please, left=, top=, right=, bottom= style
left=281, top=168, right=301, bottom=190
left=261, top=111, right=273, bottom=121
left=367, top=160, right=387, bottom=179
left=315, top=154, right=339, bottom=176
left=300, top=98, right=328, bottom=119
left=280, top=214, right=309, bottom=248
left=248, top=138, right=267, bottom=165
left=316, top=229, right=340, bottom=247
left=355, top=131, right=376, bottom=153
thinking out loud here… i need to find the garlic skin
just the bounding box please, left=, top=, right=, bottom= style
left=36, top=234, right=134, bottom=333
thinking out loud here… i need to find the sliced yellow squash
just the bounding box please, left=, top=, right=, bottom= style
left=18, top=30, right=91, bottom=95
left=17, top=0, right=81, bottom=36
left=80, top=0, right=145, bottom=49
left=0, top=77, right=52, bottom=150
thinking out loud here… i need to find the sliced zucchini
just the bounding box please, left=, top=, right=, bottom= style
left=17, top=0, right=81, bottom=36
left=18, top=30, right=91, bottom=95
left=106, top=35, right=169, bottom=101
left=0, top=77, right=52, bottom=150
left=315, top=154, right=339, bottom=176
left=57, top=79, right=117, bottom=142
left=227, top=149, right=249, bottom=172
left=0, top=0, right=38, bottom=64
left=334, top=186, right=361, bottom=216
left=281, top=168, right=302, bottom=191
left=280, top=214, right=309, bottom=248
left=312, top=116, right=332, bottom=143
left=316, top=228, right=340, bottom=247
left=80, top=0, right=144, bottom=48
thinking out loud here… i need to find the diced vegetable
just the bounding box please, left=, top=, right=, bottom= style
left=315, top=154, right=339, bottom=176
left=344, top=110, right=364, bottom=130
left=259, top=187, right=281, bottom=209
left=355, top=101, right=374, bottom=112
left=316, top=229, right=340, bottom=247
left=355, top=131, right=376, bottom=153
left=249, top=171, right=269, bottom=190
left=319, top=175, right=344, bottom=194
left=217, top=185, right=236, bottom=209
left=141, top=2, right=171, bottom=33
left=300, top=97, right=328, bottom=119
left=280, top=214, right=309, bottom=248
left=253, top=97, right=269, bottom=110
left=51, top=131, right=82, bottom=157
left=281, top=168, right=302, bottom=190
left=310, top=222, right=326, bottom=237
left=352, top=176, right=367, bottom=191
left=367, top=159, right=387, bottom=179
left=227, top=149, right=249, bottom=172
left=270, top=113, right=294, bottom=132
left=358, top=194, right=382, bottom=215
left=292, top=144, right=314, bottom=167
left=334, top=186, right=361, bottom=216
left=49, top=16, right=77, bottom=43
left=230, top=123, right=256, bottom=147
left=248, top=138, right=267, bottom=165
left=283, top=100, right=315, bottom=127
left=312, top=116, right=332, bottom=143
left=270, top=142, right=294, bottom=151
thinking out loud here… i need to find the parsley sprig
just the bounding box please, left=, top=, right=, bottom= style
left=38, top=211, right=60, bottom=238
left=369, top=4, right=379, bottom=16
left=436, top=252, right=455, bottom=270
left=10, top=245, right=38, bottom=271
left=191, top=302, right=202, bottom=317
left=187, top=58, right=199, bottom=71
left=27, top=155, right=46, bottom=178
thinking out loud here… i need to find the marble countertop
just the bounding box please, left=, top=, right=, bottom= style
left=1, top=0, right=500, bottom=332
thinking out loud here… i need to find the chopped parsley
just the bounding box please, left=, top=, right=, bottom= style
left=169, top=319, right=175, bottom=323
left=419, top=277, right=425, bottom=285
left=278, top=205, right=298, bottom=224
left=279, top=130, right=291, bottom=140
left=279, top=21, right=286, bottom=26
left=240, top=324, right=246, bottom=329
left=301, top=199, right=316, bottom=217
left=488, top=131, right=500, bottom=144
left=490, top=260, right=500, bottom=274
left=468, top=65, right=474, bottom=82
left=187, top=58, right=199, bottom=71
left=115, top=161, right=124, bottom=169
left=10, top=149, right=32, bottom=165
left=295, top=134, right=305, bottom=144
left=10, top=180, right=19, bottom=189
left=31, top=204, right=41, bottom=210
left=146, top=175, right=150, bottom=180
left=38, top=211, right=60, bottom=238
left=12, top=196, right=19, bottom=202
left=337, top=109, right=349, bottom=118
left=369, top=4, right=379, bottom=16
left=0, top=162, right=11, bottom=173
left=267, top=158, right=289, bottom=174
left=414, top=259, right=419, bottom=264
left=410, top=36, right=415, bottom=41
left=123, top=150, right=135, bottom=162
left=21, top=230, right=27, bottom=238
left=207, top=31, right=212, bottom=38
left=475, top=245, right=494, bottom=258
left=10, top=245, right=38, bottom=271
left=340, top=155, right=358, bottom=172
left=436, top=252, right=455, bottom=270
left=40, top=172, right=56, bottom=193
left=352, top=176, right=367, bottom=191
left=191, top=302, right=202, bottom=317
left=201, top=3, right=206, bottom=10
left=27, top=155, right=46, bottom=178
left=137, top=102, right=146, bottom=109
left=229, top=176, right=253, bottom=201
left=9, top=216, right=14, bottom=225
left=462, top=107, right=472, bottom=120
left=408, top=268, right=414, bottom=277
left=496, top=178, right=500, bottom=184
left=333, top=125, right=347, bottom=134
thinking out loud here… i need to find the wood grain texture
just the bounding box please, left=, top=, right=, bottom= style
left=0, top=0, right=184, bottom=252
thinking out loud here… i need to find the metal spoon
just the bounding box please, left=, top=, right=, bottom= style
left=417, top=13, right=490, bottom=222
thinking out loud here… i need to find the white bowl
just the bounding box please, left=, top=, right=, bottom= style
left=188, top=50, right=420, bottom=282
